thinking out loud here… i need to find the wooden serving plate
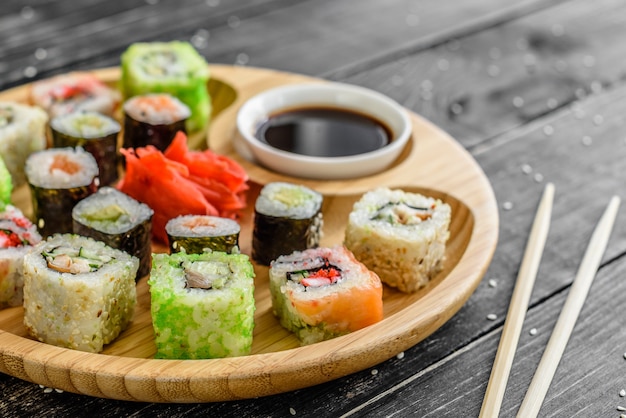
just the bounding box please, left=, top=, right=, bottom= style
left=0, top=66, right=498, bottom=402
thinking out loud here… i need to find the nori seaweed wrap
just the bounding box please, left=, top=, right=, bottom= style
left=25, top=147, right=99, bottom=238
left=122, top=93, right=190, bottom=152
left=165, top=214, right=240, bottom=254
left=72, top=187, right=154, bottom=280
left=120, top=41, right=210, bottom=133
left=252, top=182, right=323, bottom=265
left=50, top=111, right=121, bottom=186
left=148, top=251, right=255, bottom=359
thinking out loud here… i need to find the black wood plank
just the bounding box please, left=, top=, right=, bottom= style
left=0, top=0, right=560, bottom=90
left=340, top=0, right=626, bottom=149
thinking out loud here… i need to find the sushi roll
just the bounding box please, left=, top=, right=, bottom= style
left=50, top=111, right=121, bottom=185
left=0, top=205, right=42, bottom=309
left=30, top=71, right=121, bottom=118
left=122, top=93, right=190, bottom=151
left=22, top=234, right=139, bottom=353
left=120, top=41, right=211, bottom=133
left=25, top=147, right=99, bottom=237
left=252, top=182, right=323, bottom=265
left=148, top=251, right=255, bottom=359
left=72, top=187, right=154, bottom=280
left=0, top=101, right=48, bottom=186
left=166, top=214, right=240, bottom=254
left=269, top=245, right=383, bottom=345
left=344, top=188, right=451, bottom=293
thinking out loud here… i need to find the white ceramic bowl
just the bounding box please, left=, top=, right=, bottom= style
left=235, top=83, right=412, bottom=180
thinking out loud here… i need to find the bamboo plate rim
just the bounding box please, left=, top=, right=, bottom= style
left=0, top=65, right=499, bottom=403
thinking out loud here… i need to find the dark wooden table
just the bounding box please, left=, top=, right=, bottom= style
left=2, top=1, right=626, bottom=416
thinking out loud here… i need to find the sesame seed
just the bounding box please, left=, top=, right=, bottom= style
left=623, top=352, right=626, bottom=359
left=43, top=387, right=53, bottom=393
left=618, top=406, right=626, bottom=412
left=289, top=407, right=296, bottom=415
left=502, top=201, right=513, bottom=211
left=487, top=313, right=497, bottom=321
left=521, top=164, right=532, bottom=174
left=227, top=15, right=241, bottom=29
left=23, top=66, right=38, bottom=78
left=21, top=6, right=34, bottom=19
left=34, top=48, right=47, bottom=60
left=534, top=173, right=544, bottom=183
left=529, top=328, right=537, bottom=336
left=543, top=125, right=554, bottom=136
left=593, top=114, right=604, bottom=126
left=488, top=279, right=497, bottom=288
left=620, top=389, right=625, bottom=397
left=396, top=352, right=405, bottom=359
left=371, top=369, right=379, bottom=376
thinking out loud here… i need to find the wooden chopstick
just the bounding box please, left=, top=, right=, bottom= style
left=478, top=183, right=555, bottom=418
left=516, top=195, right=621, bottom=417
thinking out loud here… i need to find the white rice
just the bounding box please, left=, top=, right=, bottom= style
left=50, top=111, right=120, bottom=139
left=72, top=187, right=153, bottom=234
left=255, top=182, right=323, bottom=219
left=123, top=93, right=191, bottom=125
left=25, top=147, right=99, bottom=189
left=166, top=215, right=240, bottom=238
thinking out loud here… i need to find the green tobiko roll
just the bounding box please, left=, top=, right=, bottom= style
left=120, top=41, right=211, bottom=133
left=148, top=251, right=255, bottom=359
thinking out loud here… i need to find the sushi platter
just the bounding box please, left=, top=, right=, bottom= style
left=0, top=65, right=498, bottom=402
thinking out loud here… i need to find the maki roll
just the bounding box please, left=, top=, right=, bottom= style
left=30, top=71, right=121, bottom=118
left=22, top=234, right=139, bottom=353
left=269, top=245, right=383, bottom=345
left=122, top=94, right=190, bottom=151
left=252, top=182, right=323, bottom=265
left=121, top=41, right=211, bottom=133
left=148, top=251, right=255, bottom=359
left=344, top=188, right=451, bottom=293
left=0, top=205, right=42, bottom=309
left=25, top=147, right=99, bottom=237
left=166, top=214, right=240, bottom=254
left=50, top=111, right=121, bottom=185
left=0, top=101, right=48, bottom=186
left=72, top=187, right=154, bottom=280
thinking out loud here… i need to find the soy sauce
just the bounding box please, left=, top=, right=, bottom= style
left=255, top=107, right=392, bottom=157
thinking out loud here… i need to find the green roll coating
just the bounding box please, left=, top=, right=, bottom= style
left=120, top=41, right=211, bottom=133
left=148, top=251, right=255, bottom=359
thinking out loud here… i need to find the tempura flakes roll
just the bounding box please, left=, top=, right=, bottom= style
left=22, top=234, right=139, bottom=353
left=252, top=182, right=323, bottom=265
left=269, top=245, right=383, bottom=345
left=344, top=188, right=451, bottom=293
left=148, top=251, right=255, bottom=359
left=166, top=214, right=240, bottom=254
